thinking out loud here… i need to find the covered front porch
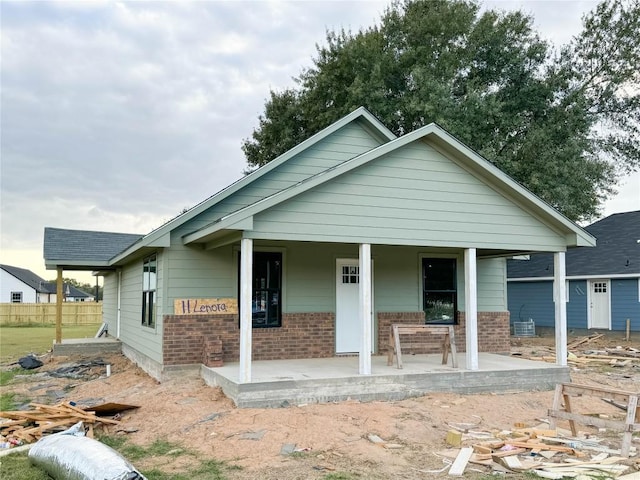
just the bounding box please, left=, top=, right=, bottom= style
left=200, top=352, right=569, bottom=408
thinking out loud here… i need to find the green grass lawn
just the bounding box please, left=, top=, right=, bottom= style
left=0, top=324, right=102, bottom=363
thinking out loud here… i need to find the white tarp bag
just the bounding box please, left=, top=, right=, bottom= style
left=29, top=422, right=146, bottom=480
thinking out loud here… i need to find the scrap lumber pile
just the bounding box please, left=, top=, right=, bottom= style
left=0, top=401, right=119, bottom=446
left=518, top=333, right=640, bottom=367
left=440, top=425, right=640, bottom=478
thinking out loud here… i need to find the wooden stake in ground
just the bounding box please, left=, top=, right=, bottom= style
left=449, top=447, right=473, bottom=476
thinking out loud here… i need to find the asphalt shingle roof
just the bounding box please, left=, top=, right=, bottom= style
left=507, top=210, right=640, bottom=278
left=0, top=264, right=49, bottom=292
left=44, top=227, right=143, bottom=264
left=0, top=264, right=93, bottom=297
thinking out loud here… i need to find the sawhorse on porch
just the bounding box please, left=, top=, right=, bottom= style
left=387, top=324, right=458, bottom=369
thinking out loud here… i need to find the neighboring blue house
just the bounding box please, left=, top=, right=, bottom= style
left=507, top=211, right=640, bottom=332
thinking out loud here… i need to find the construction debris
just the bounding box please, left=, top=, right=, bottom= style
left=440, top=425, right=639, bottom=477
left=438, top=383, right=640, bottom=477
left=0, top=401, right=120, bottom=447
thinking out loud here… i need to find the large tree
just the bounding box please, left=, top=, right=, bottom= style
left=242, top=0, right=640, bottom=221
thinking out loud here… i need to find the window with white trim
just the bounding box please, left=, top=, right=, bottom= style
left=142, top=254, right=157, bottom=328
left=422, top=258, right=457, bottom=324
left=239, top=251, right=282, bottom=328
left=11, top=291, right=23, bottom=303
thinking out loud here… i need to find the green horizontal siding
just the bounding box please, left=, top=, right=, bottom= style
left=118, top=254, right=163, bottom=364
left=101, top=272, right=117, bottom=332
left=250, top=141, right=566, bottom=251
left=179, top=121, right=386, bottom=234
left=477, top=258, right=507, bottom=311
left=160, top=242, right=504, bottom=315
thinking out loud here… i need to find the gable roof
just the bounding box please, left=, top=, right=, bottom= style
left=44, top=107, right=595, bottom=267
left=109, top=107, right=397, bottom=264
left=44, top=228, right=144, bottom=270
left=1, top=264, right=49, bottom=292
left=507, top=210, right=640, bottom=279
left=183, top=121, right=595, bottom=249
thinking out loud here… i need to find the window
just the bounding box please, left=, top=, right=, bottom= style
left=593, top=282, right=607, bottom=293
left=341, top=265, right=359, bottom=284
left=422, top=258, right=457, bottom=324
left=142, top=254, right=157, bottom=327
left=11, top=292, right=23, bottom=303
left=239, top=252, right=282, bottom=328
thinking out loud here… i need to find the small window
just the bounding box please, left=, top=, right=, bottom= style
left=422, top=258, right=457, bottom=324
left=142, top=254, right=157, bottom=328
left=593, top=282, right=607, bottom=293
left=342, top=266, right=359, bottom=284
left=11, top=291, right=23, bottom=303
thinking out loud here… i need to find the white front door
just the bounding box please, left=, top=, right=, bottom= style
left=336, top=259, right=374, bottom=353
left=589, top=279, right=611, bottom=329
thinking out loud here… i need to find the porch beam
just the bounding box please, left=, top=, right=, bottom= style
left=464, top=248, right=478, bottom=370
left=553, top=252, right=568, bottom=366
left=239, top=238, right=253, bottom=383
left=55, top=267, right=63, bottom=344
left=359, top=243, right=372, bottom=375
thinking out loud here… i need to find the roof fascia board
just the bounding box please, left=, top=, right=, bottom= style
left=184, top=124, right=593, bottom=247
left=111, top=107, right=395, bottom=261
left=205, top=232, right=243, bottom=250
left=146, top=232, right=171, bottom=248
left=183, top=216, right=253, bottom=244
left=44, top=260, right=112, bottom=270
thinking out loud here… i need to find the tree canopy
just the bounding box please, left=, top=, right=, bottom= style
left=242, top=0, right=640, bottom=221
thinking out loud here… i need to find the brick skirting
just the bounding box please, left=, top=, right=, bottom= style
left=163, top=312, right=335, bottom=365
left=377, top=311, right=510, bottom=355
left=163, top=310, right=510, bottom=367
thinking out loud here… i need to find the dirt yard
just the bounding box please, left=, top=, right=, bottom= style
left=3, top=332, right=639, bottom=479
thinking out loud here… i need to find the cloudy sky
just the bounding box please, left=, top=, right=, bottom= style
left=2, top=0, right=638, bottom=283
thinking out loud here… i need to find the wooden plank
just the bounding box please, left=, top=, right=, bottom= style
left=621, top=394, right=638, bottom=457
left=548, top=409, right=634, bottom=431
left=448, top=447, right=474, bottom=476
left=502, top=441, right=575, bottom=453
left=448, top=326, right=458, bottom=368
left=562, top=383, right=637, bottom=401
left=83, top=402, right=140, bottom=416
left=393, top=325, right=403, bottom=369
left=492, top=454, right=523, bottom=471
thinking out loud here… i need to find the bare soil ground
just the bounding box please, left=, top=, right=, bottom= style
left=3, top=332, right=639, bottom=479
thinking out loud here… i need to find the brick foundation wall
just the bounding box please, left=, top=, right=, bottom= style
left=163, top=312, right=335, bottom=365
left=377, top=311, right=510, bottom=356
left=472, top=311, right=511, bottom=353
left=163, top=310, right=510, bottom=367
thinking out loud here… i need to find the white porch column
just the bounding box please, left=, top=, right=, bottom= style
left=464, top=248, right=479, bottom=370
left=239, top=238, right=253, bottom=383
left=554, top=251, right=568, bottom=366
left=359, top=243, right=372, bottom=375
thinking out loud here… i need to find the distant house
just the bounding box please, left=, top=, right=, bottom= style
left=43, top=107, right=594, bottom=384
left=507, top=211, right=640, bottom=332
left=0, top=264, right=95, bottom=303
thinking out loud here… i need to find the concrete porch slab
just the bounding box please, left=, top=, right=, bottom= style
left=201, top=353, right=569, bottom=408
